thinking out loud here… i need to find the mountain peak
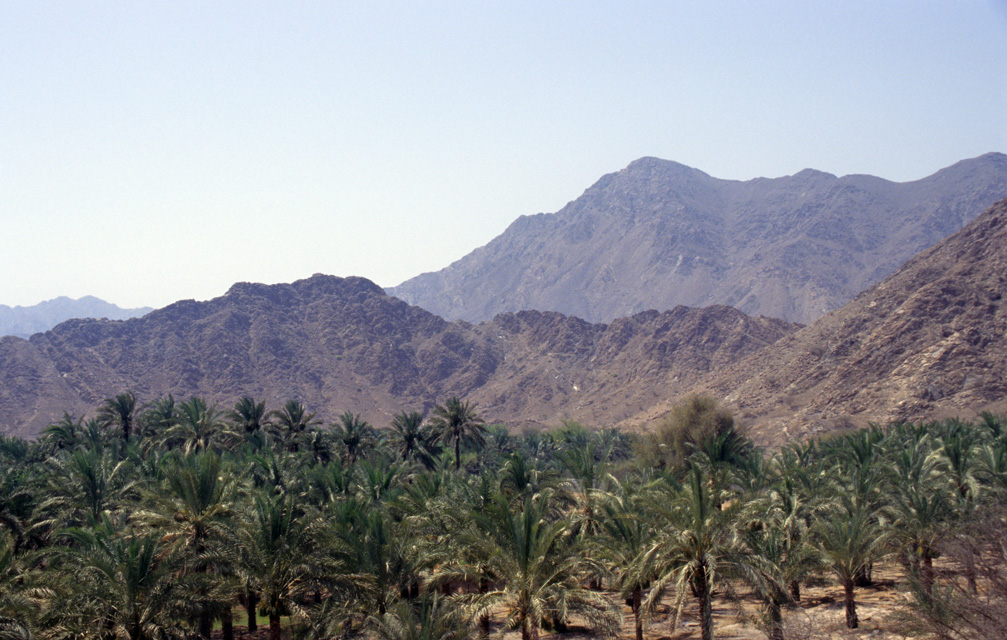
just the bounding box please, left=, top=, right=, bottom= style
left=622, top=156, right=709, bottom=178
left=390, top=155, right=1007, bottom=324
left=791, top=168, right=837, bottom=180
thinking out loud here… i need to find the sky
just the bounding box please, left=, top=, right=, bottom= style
left=2, top=1, right=1006, bottom=309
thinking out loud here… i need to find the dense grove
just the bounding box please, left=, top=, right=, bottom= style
left=0, top=393, right=1005, bottom=640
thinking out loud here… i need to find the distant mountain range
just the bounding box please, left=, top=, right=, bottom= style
left=0, top=276, right=794, bottom=438
left=2, top=195, right=1006, bottom=442
left=2, top=161, right=1005, bottom=445
left=0, top=297, right=152, bottom=339
left=389, top=152, right=1007, bottom=324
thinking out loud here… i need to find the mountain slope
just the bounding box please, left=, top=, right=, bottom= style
left=0, top=296, right=152, bottom=338
left=686, top=197, right=1007, bottom=444
left=0, top=275, right=796, bottom=438
left=389, top=153, right=1007, bottom=324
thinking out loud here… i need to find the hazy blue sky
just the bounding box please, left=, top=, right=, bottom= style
left=2, top=1, right=1005, bottom=309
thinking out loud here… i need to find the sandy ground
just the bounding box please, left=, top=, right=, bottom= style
left=219, top=562, right=926, bottom=639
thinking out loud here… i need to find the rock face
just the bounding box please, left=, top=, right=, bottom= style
left=0, top=297, right=152, bottom=339
left=389, top=153, right=1007, bottom=324
left=690, top=197, right=1007, bottom=445
left=0, top=275, right=797, bottom=438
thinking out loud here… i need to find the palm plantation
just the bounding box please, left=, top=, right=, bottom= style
left=0, top=391, right=1002, bottom=639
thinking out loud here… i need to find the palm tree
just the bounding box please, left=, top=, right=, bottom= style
left=98, top=392, right=138, bottom=447
left=138, top=395, right=177, bottom=443
left=161, top=397, right=234, bottom=454
left=638, top=466, right=748, bottom=640
left=937, top=421, right=984, bottom=592
left=497, top=452, right=566, bottom=507
left=134, top=451, right=240, bottom=639
left=335, top=506, right=419, bottom=618
left=333, top=412, right=379, bottom=465
left=0, top=532, right=44, bottom=639
left=389, top=411, right=439, bottom=470
left=53, top=516, right=183, bottom=640
left=882, top=432, right=952, bottom=595
left=428, top=398, right=487, bottom=471
left=228, top=396, right=270, bottom=452
left=41, top=413, right=85, bottom=454
left=238, top=491, right=354, bottom=640
left=369, top=593, right=468, bottom=640
left=452, top=495, right=619, bottom=640
left=269, top=400, right=319, bottom=452
left=0, top=462, right=37, bottom=553
left=738, top=525, right=815, bottom=640
left=596, top=484, right=655, bottom=640
left=814, top=498, right=888, bottom=629
left=35, top=446, right=132, bottom=534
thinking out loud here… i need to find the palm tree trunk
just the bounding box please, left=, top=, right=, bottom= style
left=632, top=586, right=644, bottom=640
left=965, top=551, right=978, bottom=593
left=922, top=554, right=934, bottom=595
left=270, top=613, right=282, bottom=640
left=843, top=577, right=858, bottom=629
left=521, top=616, right=538, bottom=640
left=455, top=439, right=461, bottom=471
left=222, top=607, right=234, bottom=640
left=246, top=589, right=258, bottom=632
left=198, top=613, right=212, bottom=639
left=769, top=601, right=784, bottom=640
left=696, top=568, right=714, bottom=640
left=479, top=577, right=490, bottom=637
left=789, top=580, right=801, bottom=602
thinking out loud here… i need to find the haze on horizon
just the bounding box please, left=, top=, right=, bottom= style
left=2, top=1, right=1006, bottom=310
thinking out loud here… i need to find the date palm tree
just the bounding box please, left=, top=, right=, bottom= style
left=0, top=531, right=45, bottom=639
left=52, top=516, right=183, bottom=640
left=134, top=451, right=240, bottom=639
left=41, top=413, right=85, bottom=454
left=815, top=500, right=888, bottom=629
left=237, top=491, right=354, bottom=640
left=138, top=395, right=176, bottom=443
left=389, top=411, right=439, bottom=470
left=429, top=398, right=486, bottom=472
left=453, top=494, right=619, bottom=640
left=161, top=397, right=234, bottom=454
left=596, top=483, right=655, bottom=640
left=638, top=466, right=749, bottom=640
left=35, top=446, right=132, bottom=535
left=333, top=412, right=379, bottom=465
left=883, top=432, right=952, bottom=595
left=369, top=593, right=468, bottom=640
left=269, top=400, right=319, bottom=452
left=229, top=396, right=270, bottom=451
left=98, top=392, right=138, bottom=448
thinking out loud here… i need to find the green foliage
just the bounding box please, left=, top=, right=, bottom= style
left=636, top=394, right=741, bottom=472
left=4, top=392, right=1007, bottom=640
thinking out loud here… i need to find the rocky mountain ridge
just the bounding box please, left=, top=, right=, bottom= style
left=679, top=197, right=1007, bottom=444
left=0, top=275, right=796, bottom=438
left=389, top=153, right=1007, bottom=324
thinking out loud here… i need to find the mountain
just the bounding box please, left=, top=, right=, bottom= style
left=0, top=296, right=153, bottom=338
left=0, top=275, right=796, bottom=438
left=682, top=197, right=1007, bottom=445
left=389, top=153, right=1007, bottom=324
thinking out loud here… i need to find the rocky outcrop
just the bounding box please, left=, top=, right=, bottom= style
left=686, top=197, right=1007, bottom=444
